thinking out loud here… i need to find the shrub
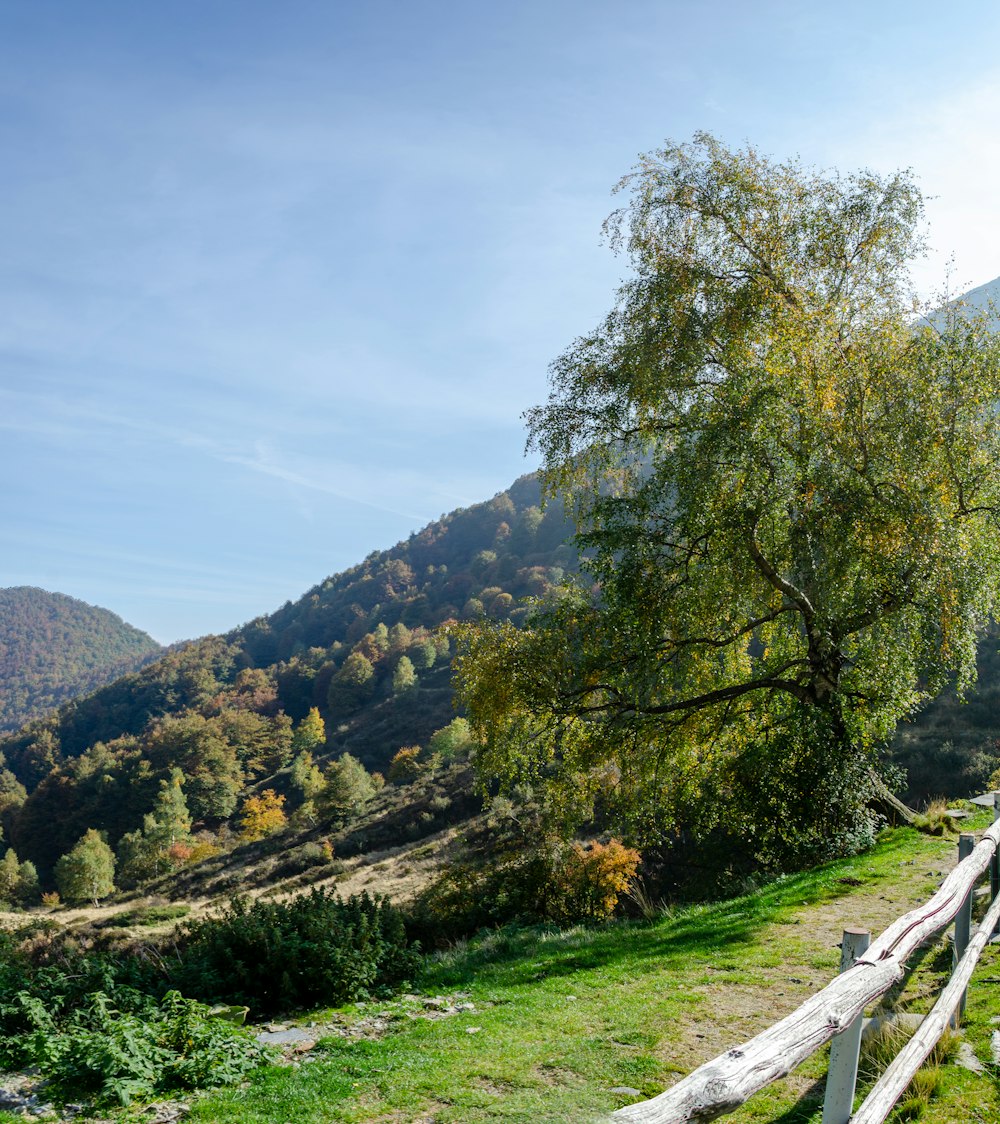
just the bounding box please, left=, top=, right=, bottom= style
left=103, top=904, right=191, bottom=929
left=411, top=836, right=641, bottom=942
left=168, top=888, right=419, bottom=1015
left=551, top=840, right=641, bottom=922
left=0, top=989, right=270, bottom=1106
left=389, top=746, right=425, bottom=784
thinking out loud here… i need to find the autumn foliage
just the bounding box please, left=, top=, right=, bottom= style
left=238, top=789, right=287, bottom=842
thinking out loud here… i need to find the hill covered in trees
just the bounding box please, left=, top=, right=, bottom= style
left=2, top=464, right=999, bottom=891
left=0, top=476, right=577, bottom=879
left=0, top=587, right=162, bottom=733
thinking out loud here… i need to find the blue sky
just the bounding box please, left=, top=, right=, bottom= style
left=4, top=0, right=1000, bottom=643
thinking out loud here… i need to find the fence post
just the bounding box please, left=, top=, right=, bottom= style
left=984, top=795, right=993, bottom=908
left=954, top=833, right=976, bottom=1021
left=822, top=927, right=871, bottom=1124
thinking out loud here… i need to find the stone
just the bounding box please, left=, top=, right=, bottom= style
left=954, top=1040, right=985, bottom=1075
left=208, top=1004, right=248, bottom=1024
left=256, top=1027, right=318, bottom=1046
left=992, top=1030, right=1000, bottom=1065
left=970, top=793, right=998, bottom=808
left=609, top=1087, right=642, bottom=1097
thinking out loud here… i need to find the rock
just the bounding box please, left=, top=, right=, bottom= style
left=609, top=1087, right=642, bottom=1097
left=142, top=1103, right=190, bottom=1123
left=954, top=1040, right=985, bottom=1075
left=466, top=1026, right=482, bottom=1034
left=422, top=996, right=449, bottom=1009
left=208, top=1005, right=249, bottom=1025
left=992, top=1030, right=1000, bottom=1065
left=256, top=1027, right=318, bottom=1046
left=455, top=1002, right=475, bottom=1012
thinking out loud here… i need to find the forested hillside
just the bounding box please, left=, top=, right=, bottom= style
left=0, top=476, right=577, bottom=877
left=0, top=587, right=162, bottom=732
left=3, top=462, right=1000, bottom=889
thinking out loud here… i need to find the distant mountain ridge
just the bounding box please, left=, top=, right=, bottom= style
left=0, top=587, right=162, bottom=733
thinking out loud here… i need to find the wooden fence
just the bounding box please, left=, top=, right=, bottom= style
left=612, top=798, right=1000, bottom=1124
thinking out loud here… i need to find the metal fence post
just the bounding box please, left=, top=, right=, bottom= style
left=822, top=927, right=871, bottom=1124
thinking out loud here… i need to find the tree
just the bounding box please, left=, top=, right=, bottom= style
left=15, top=859, right=39, bottom=906
left=117, top=770, right=192, bottom=885
left=327, top=652, right=375, bottom=714
left=54, top=829, right=116, bottom=905
left=239, top=789, right=287, bottom=842
left=291, top=707, right=326, bottom=756
left=392, top=656, right=417, bottom=694
left=321, top=753, right=378, bottom=824
left=290, top=749, right=326, bottom=802
left=428, top=717, right=475, bottom=762
left=409, top=638, right=437, bottom=670
left=456, top=133, right=1000, bottom=866
left=388, top=746, right=425, bottom=785
left=0, top=849, right=19, bottom=902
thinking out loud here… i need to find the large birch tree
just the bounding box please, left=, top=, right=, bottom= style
left=456, top=133, right=1000, bottom=865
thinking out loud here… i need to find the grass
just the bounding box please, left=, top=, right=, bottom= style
left=5, top=819, right=998, bottom=1122
left=181, top=824, right=974, bottom=1124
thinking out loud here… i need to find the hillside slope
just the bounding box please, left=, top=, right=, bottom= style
left=3, top=454, right=1000, bottom=884
left=0, top=587, right=162, bottom=733
left=0, top=475, right=577, bottom=876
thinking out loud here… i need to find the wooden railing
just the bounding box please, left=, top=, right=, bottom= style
left=612, top=800, right=1000, bottom=1124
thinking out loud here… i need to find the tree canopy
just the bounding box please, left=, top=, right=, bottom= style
left=55, top=829, right=116, bottom=905
left=456, top=133, right=1000, bottom=865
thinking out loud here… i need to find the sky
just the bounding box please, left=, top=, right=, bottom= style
left=4, top=0, right=1000, bottom=644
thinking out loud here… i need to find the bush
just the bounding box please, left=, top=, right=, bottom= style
left=270, top=841, right=335, bottom=880
left=98, top=904, right=191, bottom=929
left=411, top=836, right=640, bottom=942
left=551, top=841, right=641, bottom=922
left=0, top=989, right=270, bottom=1106
left=168, top=888, right=419, bottom=1015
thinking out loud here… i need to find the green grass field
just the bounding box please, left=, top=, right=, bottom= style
left=187, top=821, right=1000, bottom=1123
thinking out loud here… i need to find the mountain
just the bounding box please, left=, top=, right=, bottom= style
left=0, top=587, right=162, bottom=733
left=947, top=274, right=1000, bottom=319
left=0, top=476, right=578, bottom=876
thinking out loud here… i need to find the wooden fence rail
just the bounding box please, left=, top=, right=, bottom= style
left=612, top=804, right=1000, bottom=1124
